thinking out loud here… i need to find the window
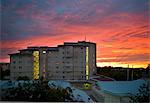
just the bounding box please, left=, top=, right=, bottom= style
left=19, top=66, right=22, bottom=69
left=13, top=61, right=16, bottom=64
left=13, top=66, right=16, bottom=69
left=56, top=62, right=59, bottom=65
left=93, top=54, right=94, bottom=57
left=63, top=76, right=65, bottom=78
left=43, top=51, right=46, bottom=54
left=19, top=61, right=22, bottom=63
left=66, top=66, right=70, bottom=68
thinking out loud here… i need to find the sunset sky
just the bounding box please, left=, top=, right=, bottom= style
left=1, top=0, right=149, bottom=68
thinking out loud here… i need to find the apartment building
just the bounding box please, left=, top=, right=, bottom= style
left=9, top=41, right=96, bottom=80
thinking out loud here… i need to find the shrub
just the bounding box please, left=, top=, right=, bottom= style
left=1, top=80, right=73, bottom=102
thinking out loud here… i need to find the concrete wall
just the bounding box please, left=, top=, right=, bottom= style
left=10, top=54, right=33, bottom=80
left=92, top=87, right=130, bottom=103
left=46, top=45, right=87, bottom=80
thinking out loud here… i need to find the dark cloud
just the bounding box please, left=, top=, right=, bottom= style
left=1, top=0, right=148, bottom=40
left=0, top=48, right=18, bottom=59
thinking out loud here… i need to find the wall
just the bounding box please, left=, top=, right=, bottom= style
left=10, top=54, right=33, bottom=80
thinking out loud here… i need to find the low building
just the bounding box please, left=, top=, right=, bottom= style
left=92, top=79, right=148, bottom=103
left=9, top=41, right=97, bottom=80
left=0, top=63, right=10, bottom=79
left=0, top=63, right=9, bottom=71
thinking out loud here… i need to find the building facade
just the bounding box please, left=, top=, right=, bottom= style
left=9, top=41, right=96, bottom=80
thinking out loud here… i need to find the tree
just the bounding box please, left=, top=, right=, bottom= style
left=1, top=80, right=73, bottom=102
left=1, top=69, right=10, bottom=80
left=129, top=83, right=150, bottom=103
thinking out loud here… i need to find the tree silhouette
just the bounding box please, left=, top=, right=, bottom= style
left=1, top=80, right=73, bottom=102
left=129, top=82, right=149, bottom=103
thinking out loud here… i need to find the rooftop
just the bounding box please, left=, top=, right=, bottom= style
left=96, top=79, right=149, bottom=96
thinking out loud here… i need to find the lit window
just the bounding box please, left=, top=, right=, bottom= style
left=33, top=51, right=39, bottom=80
left=43, top=51, right=46, bottom=54
left=86, top=47, right=89, bottom=80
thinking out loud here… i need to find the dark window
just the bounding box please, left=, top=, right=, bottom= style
left=19, top=61, right=22, bottom=63
left=66, top=66, right=70, bottom=68
left=63, top=71, right=64, bottom=73
left=63, top=76, right=65, bottom=78
left=13, top=61, right=16, bottom=64
left=81, top=71, right=83, bottom=73
left=19, top=66, right=22, bottom=69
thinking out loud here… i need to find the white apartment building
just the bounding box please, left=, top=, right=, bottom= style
left=9, top=41, right=96, bottom=80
